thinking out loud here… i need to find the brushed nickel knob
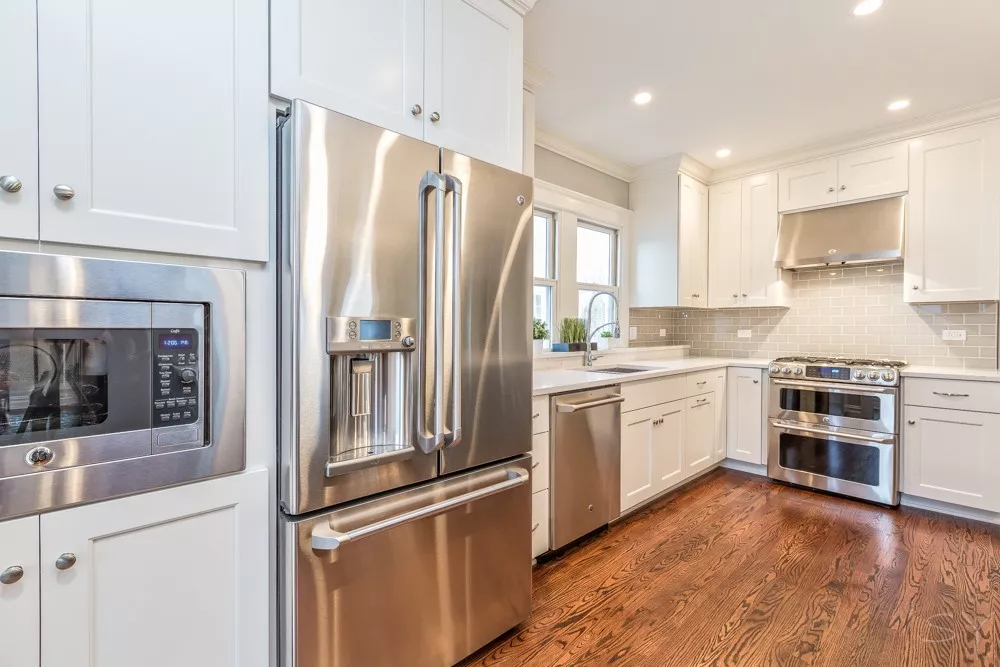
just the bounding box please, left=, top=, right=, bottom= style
left=430, top=111, right=441, bottom=123
left=742, top=293, right=748, bottom=297
left=53, top=184, right=75, bottom=200
left=0, top=566, right=24, bottom=585
left=410, top=104, right=422, bottom=117
left=840, top=184, right=847, bottom=191
left=732, top=293, right=738, bottom=298
left=912, top=285, right=919, bottom=290
left=55, top=553, right=77, bottom=571
left=908, top=420, right=916, bottom=425
left=827, top=186, right=835, bottom=193
left=0, top=175, right=22, bottom=193
left=753, top=379, right=759, bottom=384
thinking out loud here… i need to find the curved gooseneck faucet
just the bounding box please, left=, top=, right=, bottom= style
left=583, top=290, right=620, bottom=367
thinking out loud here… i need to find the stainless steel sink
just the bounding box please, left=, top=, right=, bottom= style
left=586, top=366, right=656, bottom=375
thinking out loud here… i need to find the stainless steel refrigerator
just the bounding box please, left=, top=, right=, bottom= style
left=277, top=100, right=534, bottom=667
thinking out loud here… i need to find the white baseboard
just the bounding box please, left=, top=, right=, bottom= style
left=720, top=459, right=768, bottom=477
left=900, top=494, right=1000, bottom=525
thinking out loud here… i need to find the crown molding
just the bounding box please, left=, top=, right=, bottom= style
left=502, top=0, right=538, bottom=16
left=523, top=60, right=552, bottom=94
left=535, top=128, right=636, bottom=182
left=631, top=153, right=711, bottom=184
left=709, top=97, right=1000, bottom=184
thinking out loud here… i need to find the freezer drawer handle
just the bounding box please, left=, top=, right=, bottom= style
left=311, top=467, right=530, bottom=551
left=556, top=395, right=624, bottom=413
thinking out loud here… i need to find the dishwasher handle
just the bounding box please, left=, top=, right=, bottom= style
left=556, top=395, right=625, bottom=413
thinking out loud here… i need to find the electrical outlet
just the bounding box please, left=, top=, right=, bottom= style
left=737, top=329, right=752, bottom=339
left=629, top=326, right=637, bottom=341
left=943, top=329, right=967, bottom=341
left=659, top=328, right=667, bottom=337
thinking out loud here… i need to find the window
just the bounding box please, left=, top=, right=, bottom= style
left=577, top=221, right=619, bottom=340
left=533, top=211, right=557, bottom=348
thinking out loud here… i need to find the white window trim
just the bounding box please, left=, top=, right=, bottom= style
left=534, top=179, right=632, bottom=349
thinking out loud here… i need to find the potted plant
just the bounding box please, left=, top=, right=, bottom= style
left=552, top=318, right=595, bottom=352
left=597, top=330, right=615, bottom=350
left=532, top=318, right=549, bottom=354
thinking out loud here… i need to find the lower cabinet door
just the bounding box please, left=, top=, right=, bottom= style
left=0, top=515, right=40, bottom=667
left=685, top=394, right=716, bottom=474
left=531, top=489, right=550, bottom=558
left=651, top=400, right=686, bottom=492
left=40, top=470, right=269, bottom=667
left=621, top=405, right=657, bottom=511
left=727, top=368, right=765, bottom=464
left=902, top=406, right=1000, bottom=511
left=712, top=371, right=727, bottom=462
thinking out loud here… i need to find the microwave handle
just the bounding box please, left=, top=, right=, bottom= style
left=416, top=172, right=446, bottom=454
left=443, top=175, right=463, bottom=448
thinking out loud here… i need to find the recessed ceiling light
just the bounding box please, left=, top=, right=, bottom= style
left=852, top=0, right=884, bottom=16
left=887, top=99, right=911, bottom=111
left=716, top=148, right=732, bottom=158
left=633, top=91, right=652, bottom=106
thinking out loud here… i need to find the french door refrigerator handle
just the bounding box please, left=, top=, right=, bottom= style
left=443, top=174, right=463, bottom=448
left=311, top=467, right=530, bottom=550
left=416, top=171, right=447, bottom=454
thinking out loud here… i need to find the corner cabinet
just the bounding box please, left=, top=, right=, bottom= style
left=726, top=368, right=765, bottom=465
left=904, top=120, right=1000, bottom=303
left=678, top=174, right=710, bottom=308
left=270, top=0, right=524, bottom=171
left=0, top=0, right=38, bottom=241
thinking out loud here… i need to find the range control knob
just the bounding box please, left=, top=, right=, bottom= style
left=781, top=367, right=791, bottom=374
left=401, top=336, right=415, bottom=348
left=881, top=370, right=896, bottom=382
left=178, top=368, right=197, bottom=384
left=853, top=370, right=865, bottom=380
left=792, top=367, right=803, bottom=376
left=867, top=370, right=880, bottom=381
left=769, top=365, right=780, bottom=374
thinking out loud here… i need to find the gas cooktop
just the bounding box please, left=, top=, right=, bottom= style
left=769, top=356, right=907, bottom=386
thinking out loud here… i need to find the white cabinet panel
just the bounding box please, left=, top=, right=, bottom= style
left=678, top=174, right=709, bottom=308
left=727, top=368, right=764, bottom=464
left=531, top=396, right=550, bottom=435
left=37, top=0, right=269, bottom=260
left=651, top=400, right=686, bottom=493
left=40, top=471, right=268, bottom=667
left=530, top=432, right=549, bottom=493
left=902, top=406, right=1000, bottom=512
left=905, top=121, right=1000, bottom=303
left=0, top=0, right=38, bottom=241
left=778, top=158, right=838, bottom=212
left=685, top=394, right=715, bottom=475
left=0, top=516, right=40, bottom=667
left=424, top=0, right=523, bottom=170
left=741, top=171, right=786, bottom=307
left=531, top=489, right=549, bottom=558
left=621, top=405, right=657, bottom=511
left=270, top=0, right=424, bottom=140
left=837, top=142, right=908, bottom=202
left=708, top=180, right=742, bottom=309
left=712, top=370, right=727, bottom=463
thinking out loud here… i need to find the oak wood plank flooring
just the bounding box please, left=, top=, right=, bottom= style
left=459, top=469, right=1000, bottom=667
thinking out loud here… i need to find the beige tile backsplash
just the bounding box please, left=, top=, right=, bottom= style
left=630, top=262, right=999, bottom=369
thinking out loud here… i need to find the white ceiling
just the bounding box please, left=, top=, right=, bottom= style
left=525, top=0, right=1000, bottom=172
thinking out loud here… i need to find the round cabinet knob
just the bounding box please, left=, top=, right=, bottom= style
left=429, top=111, right=441, bottom=123
left=0, top=175, right=23, bottom=193
left=792, top=367, right=803, bottom=376
left=178, top=368, right=197, bottom=384
left=840, top=185, right=847, bottom=191
left=410, top=104, right=422, bottom=117
left=907, top=420, right=916, bottom=425
left=402, top=336, right=415, bottom=348
left=881, top=370, right=896, bottom=382
left=912, top=285, right=919, bottom=290
left=742, top=293, right=748, bottom=298
left=867, top=370, right=880, bottom=380
left=733, top=293, right=739, bottom=298
left=53, top=184, right=75, bottom=200
left=0, top=565, right=24, bottom=585
left=55, top=553, right=77, bottom=571
left=827, top=186, right=835, bottom=193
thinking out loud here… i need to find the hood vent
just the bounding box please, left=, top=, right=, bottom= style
left=774, top=196, right=905, bottom=269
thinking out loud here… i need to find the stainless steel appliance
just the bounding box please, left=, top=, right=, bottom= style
left=767, top=356, right=905, bottom=505
left=0, top=251, right=246, bottom=519
left=550, top=387, right=622, bottom=550
left=277, top=101, right=534, bottom=667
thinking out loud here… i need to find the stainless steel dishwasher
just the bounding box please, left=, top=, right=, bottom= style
left=550, top=386, right=623, bottom=550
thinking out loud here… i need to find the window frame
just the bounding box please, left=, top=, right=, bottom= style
left=533, top=209, right=558, bottom=349
left=576, top=219, right=620, bottom=338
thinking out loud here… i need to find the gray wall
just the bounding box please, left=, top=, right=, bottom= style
left=534, top=146, right=630, bottom=209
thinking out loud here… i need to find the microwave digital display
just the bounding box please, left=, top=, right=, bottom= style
left=360, top=319, right=392, bottom=341
left=159, top=333, right=194, bottom=349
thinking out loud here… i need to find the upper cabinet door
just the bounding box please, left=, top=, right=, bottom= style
left=777, top=157, right=838, bottom=212
left=836, top=142, right=908, bottom=203
left=741, top=171, right=786, bottom=307
left=905, top=120, right=1000, bottom=303
left=678, top=174, right=709, bottom=308
left=0, top=516, right=40, bottom=667
left=424, top=0, right=523, bottom=170
left=708, top=180, right=742, bottom=309
left=0, top=0, right=38, bottom=241
left=37, top=0, right=270, bottom=260
left=270, top=0, right=425, bottom=140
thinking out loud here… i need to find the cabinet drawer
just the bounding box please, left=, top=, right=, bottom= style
left=531, top=396, right=550, bottom=434
left=531, top=432, right=549, bottom=493
left=531, top=489, right=549, bottom=559
left=622, top=376, right=686, bottom=413
left=904, top=378, right=1000, bottom=414
left=686, top=370, right=716, bottom=397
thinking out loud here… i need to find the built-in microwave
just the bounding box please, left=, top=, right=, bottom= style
left=0, top=251, right=246, bottom=519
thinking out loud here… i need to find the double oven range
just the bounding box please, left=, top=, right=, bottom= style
left=767, top=356, right=905, bottom=506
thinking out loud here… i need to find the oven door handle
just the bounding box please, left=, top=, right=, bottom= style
left=770, top=379, right=897, bottom=395
left=770, top=420, right=895, bottom=445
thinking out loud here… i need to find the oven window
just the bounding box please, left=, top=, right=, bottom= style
left=779, top=388, right=881, bottom=421
left=0, top=338, right=110, bottom=441
left=778, top=433, right=880, bottom=487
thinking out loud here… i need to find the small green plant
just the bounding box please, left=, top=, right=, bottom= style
left=559, top=317, right=586, bottom=344
left=533, top=318, right=549, bottom=341
left=599, top=330, right=614, bottom=338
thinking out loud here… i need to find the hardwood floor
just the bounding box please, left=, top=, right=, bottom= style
left=460, top=469, right=1000, bottom=667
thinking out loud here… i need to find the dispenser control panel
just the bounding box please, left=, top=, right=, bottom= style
left=327, top=316, right=417, bottom=352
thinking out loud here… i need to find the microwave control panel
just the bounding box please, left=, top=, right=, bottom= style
left=152, top=328, right=201, bottom=426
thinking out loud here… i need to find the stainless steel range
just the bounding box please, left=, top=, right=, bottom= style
left=767, top=356, right=906, bottom=506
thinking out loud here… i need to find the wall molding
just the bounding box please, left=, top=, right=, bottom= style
left=535, top=128, right=636, bottom=183
left=534, top=178, right=632, bottom=223
left=502, top=0, right=538, bottom=16
left=523, top=60, right=552, bottom=94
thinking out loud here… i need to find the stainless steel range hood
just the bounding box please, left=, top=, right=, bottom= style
left=774, top=196, right=905, bottom=269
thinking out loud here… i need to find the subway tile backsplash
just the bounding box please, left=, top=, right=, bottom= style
left=630, top=263, right=999, bottom=369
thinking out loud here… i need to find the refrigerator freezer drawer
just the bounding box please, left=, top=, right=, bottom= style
left=280, top=456, right=532, bottom=667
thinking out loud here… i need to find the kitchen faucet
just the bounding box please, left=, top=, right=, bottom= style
left=583, top=291, right=620, bottom=367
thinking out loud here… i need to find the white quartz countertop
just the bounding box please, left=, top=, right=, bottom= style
left=533, top=357, right=771, bottom=396
left=901, top=366, right=1000, bottom=382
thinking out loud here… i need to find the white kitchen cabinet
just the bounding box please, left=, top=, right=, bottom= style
left=902, top=405, right=1000, bottom=512
left=530, top=399, right=550, bottom=556
left=679, top=174, right=710, bottom=308
left=531, top=432, right=549, bottom=494
left=684, top=394, right=715, bottom=475
left=727, top=368, right=765, bottom=465
left=40, top=470, right=269, bottom=667
left=778, top=158, right=838, bottom=212
left=711, top=370, right=728, bottom=463
left=652, top=400, right=687, bottom=494
left=0, top=0, right=38, bottom=241
left=621, top=404, right=657, bottom=511
left=905, top=120, right=1000, bottom=303
left=531, top=490, right=550, bottom=558
left=36, top=0, right=269, bottom=260
left=777, top=143, right=908, bottom=213
left=708, top=179, right=743, bottom=309
left=0, top=516, right=40, bottom=667
left=270, top=0, right=425, bottom=140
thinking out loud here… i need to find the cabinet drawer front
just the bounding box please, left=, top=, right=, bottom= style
left=686, top=371, right=716, bottom=397
left=531, top=432, right=549, bottom=493
left=622, top=376, right=686, bottom=413
left=904, top=378, right=1000, bottom=413
left=531, top=489, right=549, bottom=558
left=531, top=396, right=550, bottom=434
